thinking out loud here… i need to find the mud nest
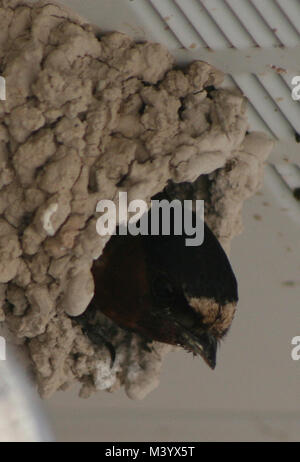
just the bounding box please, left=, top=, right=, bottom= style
left=0, top=0, right=273, bottom=399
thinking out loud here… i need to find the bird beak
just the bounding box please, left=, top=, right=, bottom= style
left=201, top=345, right=216, bottom=369
left=199, top=333, right=217, bottom=370
left=182, top=331, right=217, bottom=369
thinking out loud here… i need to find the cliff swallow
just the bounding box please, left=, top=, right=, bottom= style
left=84, top=195, right=238, bottom=370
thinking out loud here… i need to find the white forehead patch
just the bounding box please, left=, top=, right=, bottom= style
left=188, top=296, right=236, bottom=336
